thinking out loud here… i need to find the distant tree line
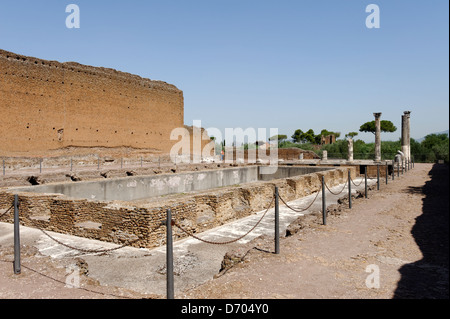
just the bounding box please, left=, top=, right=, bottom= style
left=285, top=133, right=448, bottom=163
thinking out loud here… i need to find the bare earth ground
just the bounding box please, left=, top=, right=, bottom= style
left=184, top=163, right=449, bottom=299
left=0, top=163, right=448, bottom=300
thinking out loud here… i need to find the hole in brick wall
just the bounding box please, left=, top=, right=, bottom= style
left=360, top=165, right=367, bottom=175
left=27, top=176, right=41, bottom=186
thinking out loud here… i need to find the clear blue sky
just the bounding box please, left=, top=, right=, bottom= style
left=1, top=0, right=448, bottom=143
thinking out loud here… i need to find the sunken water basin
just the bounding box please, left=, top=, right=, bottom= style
left=1, top=165, right=350, bottom=248
left=15, top=166, right=333, bottom=201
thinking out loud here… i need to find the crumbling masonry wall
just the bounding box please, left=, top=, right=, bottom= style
left=0, top=167, right=355, bottom=248
left=0, top=49, right=184, bottom=156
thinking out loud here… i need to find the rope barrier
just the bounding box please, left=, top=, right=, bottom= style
left=324, top=177, right=348, bottom=196
left=20, top=211, right=161, bottom=254
left=173, top=195, right=275, bottom=245
left=350, top=176, right=364, bottom=187
left=3, top=170, right=375, bottom=254
left=278, top=189, right=321, bottom=213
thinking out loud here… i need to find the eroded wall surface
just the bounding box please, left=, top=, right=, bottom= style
left=0, top=49, right=184, bottom=155
left=0, top=167, right=355, bottom=248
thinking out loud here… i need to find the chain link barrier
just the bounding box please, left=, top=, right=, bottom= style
left=173, top=195, right=275, bottom=245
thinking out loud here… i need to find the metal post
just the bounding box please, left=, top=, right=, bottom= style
left=397, top=161, right=400, bottom=177
left=401, top=160, right=404, bottom=175
left=166, top=209, right=174, bottom=299
left=70, top=158, right=73, bottom=172
left=39, top=158, right=42, bottom=174
left=412, top=156, right=414, bottom=168
left=2, top=159, right=5, bottom=176
left=392, top=163, right=395, bottom=181
left=322, top=176, right=326, bottom=225
left=377, top=164, right=380, bottom=190
left=365, top=167, right=368, bottom=199
left=13, top=195, right=21, bottom=274
left=274, top=187, right=280, bottom=254
left=385, top=165, right=388, bottom=185
left=348, top=170, right=352, bottom=209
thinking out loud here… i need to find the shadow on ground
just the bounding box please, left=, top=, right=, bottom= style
left=394, top=164, right=449, bottom=299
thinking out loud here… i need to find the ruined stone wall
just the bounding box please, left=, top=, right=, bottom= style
left=0, top=49, right=184, bottom=156
left=0, top=167, right=355, bottom=248
left=228, top=147, right=319, bottom=161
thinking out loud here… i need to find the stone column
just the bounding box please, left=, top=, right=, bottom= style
left=347, top=138, right=354, bottom=162
left=374, top=112, right=382, bottom=162
left=401, top=111, right=411, bottom=162
left=406, top=111, right=411, bottom=161
left=322, top=150, right=328, bottom=161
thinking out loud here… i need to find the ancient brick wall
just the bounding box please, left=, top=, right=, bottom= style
left=0, top=49, right=185, bottom=156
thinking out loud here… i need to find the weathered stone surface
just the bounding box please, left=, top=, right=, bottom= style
left=0, top=166, right=355, bottom=249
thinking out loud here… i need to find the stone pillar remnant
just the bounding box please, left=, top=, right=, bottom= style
left=374, top=112, right=382, bottom=162
left=401, top=111, right=411, bottom=162
left=347, top=138, right=354, bottom=162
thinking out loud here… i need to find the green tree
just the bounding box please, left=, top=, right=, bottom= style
left=291, top=129, right=303, bottom=143
left=420, top=133, right=449, bottom=163
left=302, top=129, right=316, bottom=144
left=359, top=120, right=397, bottom=135
left=269, top=134, right=288, bottom=148
left=345, top=132, right=359, bottom=139
left=319, top=129, right=341, bottom=139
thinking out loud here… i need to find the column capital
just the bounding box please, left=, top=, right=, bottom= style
left=373, top=112, right=382, bottom=119
left=403, top=111, right=411, bottom=117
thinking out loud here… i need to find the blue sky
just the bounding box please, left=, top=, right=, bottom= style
left=0, top=0, right=448, bottom=143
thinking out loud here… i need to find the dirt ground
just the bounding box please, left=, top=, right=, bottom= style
left=184, top=163, right=449, bottom=299
left=0, top=163, right=448, bottom=300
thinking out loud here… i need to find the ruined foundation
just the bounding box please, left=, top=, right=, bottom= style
left=0, top=165, right=356, bottom=249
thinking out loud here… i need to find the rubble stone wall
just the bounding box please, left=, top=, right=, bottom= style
left=0, top=167, right=355, bottom=248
